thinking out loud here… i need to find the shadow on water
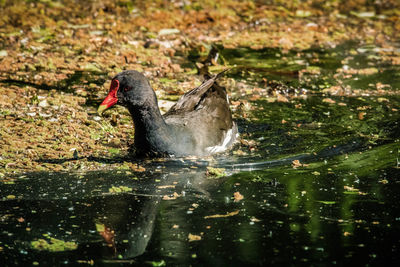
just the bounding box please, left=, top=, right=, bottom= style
left=36, top=155, right=129, bottom=165
left=1, top=43, right=400, bottom=266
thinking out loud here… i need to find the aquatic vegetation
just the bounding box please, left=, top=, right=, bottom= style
left=108, top=185, right=132, bottom=193
left=31, top=236, right=77, bottom=252
left=0, top=0, right=399, bottom=175
left=206, top=167, right=227, bottom=178
left=0, top=1, right=399, bottom=266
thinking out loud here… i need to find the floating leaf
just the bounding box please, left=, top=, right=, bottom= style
left=296, top=10, right=312, bottom=17
left=292, top=160, right=308, bottom=168
left=233, top=192, right=244, bottom=202
left=151, top=260, right=166, bottom=267
left=323, top=98, right=336, bottom=104
left=206, top=167, right=227, bottom=178
left=162, top=192, right=180, bottom=200
left=343, top=185, right=359, bottom=191
left=108, top=186, right=132, bottom=193
left=157, top=185, right=176, bottom=189
left=188, top=233, right=202, bottom=242
left=82, top=63, right=102, bottom=73
left=95, top=223, right=105, bottom=232
left=351, top=11, right=375, bottom=18
left=204, top=210, right=239, bottom=219
left=318, top=201, right=336, bottom=205
left=158, top=28, right=180, bottom=36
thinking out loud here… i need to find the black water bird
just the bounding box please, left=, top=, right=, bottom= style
left=98, top=70, right=237, bottom=157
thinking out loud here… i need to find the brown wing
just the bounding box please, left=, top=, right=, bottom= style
left=163, top=89, right=234, bottom=154
left=164, top=69, right=230, bottom=116
left=162, top=70, right=234, bottom=155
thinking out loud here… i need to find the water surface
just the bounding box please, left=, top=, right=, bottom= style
left=1, top=43, right=400, bottom=266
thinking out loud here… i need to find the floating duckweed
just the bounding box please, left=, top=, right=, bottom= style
left=31, top=237, right=77, bottom=252
left=206, top=167, right=227, bottom=178
left=108, top=185, right=132, bottom=193
left=95, top=223, right=105, bottom=232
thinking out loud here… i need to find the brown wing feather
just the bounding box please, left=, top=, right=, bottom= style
left=164, top=69, right=230, bottom=115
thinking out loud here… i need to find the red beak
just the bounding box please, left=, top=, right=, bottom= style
left=97, top=79, right=119, bottom=115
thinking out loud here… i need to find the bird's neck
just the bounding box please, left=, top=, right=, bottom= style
left=127, top=103, right=171, bottom=155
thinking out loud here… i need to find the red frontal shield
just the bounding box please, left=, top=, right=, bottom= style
left=98, top=79, right=119, bottom=114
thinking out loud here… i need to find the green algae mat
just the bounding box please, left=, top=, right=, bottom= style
left=1, top=1, right=400, bottom=265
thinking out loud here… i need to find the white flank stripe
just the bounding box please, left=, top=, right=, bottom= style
left=206, top=127, right=237, bottom=154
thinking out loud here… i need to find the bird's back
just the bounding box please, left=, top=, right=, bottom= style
left=163, top=74, right=236, bottom=156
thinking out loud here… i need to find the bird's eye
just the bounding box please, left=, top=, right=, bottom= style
left=124, top=86, right=132, bottom=92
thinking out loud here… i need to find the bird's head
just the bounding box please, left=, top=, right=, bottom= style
left=97, top=70, right=154, bottom=115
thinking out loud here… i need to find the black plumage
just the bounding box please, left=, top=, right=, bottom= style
left=98, top=70, right=237, bottom=157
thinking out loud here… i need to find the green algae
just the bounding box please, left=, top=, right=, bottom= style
left=31, top=237, right=78, bottom=252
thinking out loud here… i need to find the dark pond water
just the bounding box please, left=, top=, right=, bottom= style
left=1, top=43, right=400, bottom=266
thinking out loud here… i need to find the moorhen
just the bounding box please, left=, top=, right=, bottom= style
left=97, top=70, right=237, bottom=157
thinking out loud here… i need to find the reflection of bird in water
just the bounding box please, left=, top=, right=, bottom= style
left=123, top=198, right=159, bottom=258
left=96, top=165, right=220, bottom=259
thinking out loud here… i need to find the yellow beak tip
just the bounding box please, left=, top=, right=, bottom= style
left=97, top=105, right=108, bottom=115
